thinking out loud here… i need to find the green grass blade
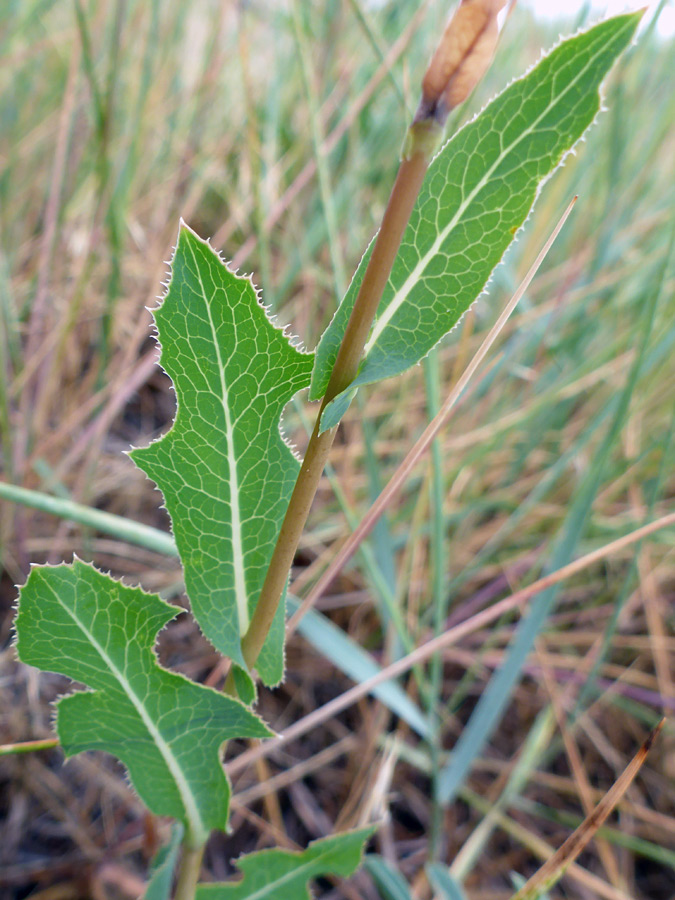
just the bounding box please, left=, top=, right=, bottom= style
left=0, top=481, right=178, bottom=556
left=437, top=212, right=672, bottom=808
left=288, top=596, right=431, bottom=738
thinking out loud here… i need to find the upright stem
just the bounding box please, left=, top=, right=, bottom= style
left=174, top=844, right=204, bottom=900
left=226, top=133, right=437, bottom=692
left=224, top=0, right=509, bottom=697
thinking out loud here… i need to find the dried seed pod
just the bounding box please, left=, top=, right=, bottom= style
left=416, top=0, right=508, bottom=124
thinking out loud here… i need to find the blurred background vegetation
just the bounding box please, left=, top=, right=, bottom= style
left=0, top=1, right=673, bottom=898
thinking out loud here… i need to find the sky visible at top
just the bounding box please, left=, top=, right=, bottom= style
left=519, top=0, right=675, bottom=39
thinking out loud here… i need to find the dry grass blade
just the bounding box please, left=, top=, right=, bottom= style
left=222, top=0, right=434, bottom=262
left=229, top=512, right=674, bottom=777
left=509, top=719, right=666, bottom=900
left=287, top=196, right=578, bottom=637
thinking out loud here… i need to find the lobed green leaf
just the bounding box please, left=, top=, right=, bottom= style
left=131, top=225, right=314, bottom=694
left=195, top=827, right=376, bottom=899
left=15, top=560, right=271, bottom=847
left=310, top=13, right=642, bottom=430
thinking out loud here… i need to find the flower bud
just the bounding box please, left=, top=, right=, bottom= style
left=416, top=0, right=508, bottom=124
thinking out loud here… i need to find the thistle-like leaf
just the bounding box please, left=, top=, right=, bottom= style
left=195, top=827, right=376, bottom=899
left=131, top=225, right=314, bottom=693
left=15, top=560, right=271, bottom=847
left=310, top=13, right=642, bottom=430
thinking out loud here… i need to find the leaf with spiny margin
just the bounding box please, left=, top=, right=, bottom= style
left=15, top=560, right=271, bottom=848
left=195, top=827, right=376, bottom=899
left=131, top=225, right=314, bottom=695
left=310, top=12, right=642, bottom=431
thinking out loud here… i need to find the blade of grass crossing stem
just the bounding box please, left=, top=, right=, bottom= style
left=508, top=721, right=665, bottom=900
left=287, top=197, right=578, bottom=636
left=437, top=228, right=671, bottom=806
left=292, top=398, right=419, bottom=673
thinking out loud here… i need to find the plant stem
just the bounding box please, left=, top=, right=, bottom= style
left=225, top=129, right=438, bottom=693
left=173, top=844, right=204, bottom=900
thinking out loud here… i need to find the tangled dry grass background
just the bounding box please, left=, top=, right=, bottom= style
left=0, top=2, right=673, bottom=898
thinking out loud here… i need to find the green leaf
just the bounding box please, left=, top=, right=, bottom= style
left=195, top=827, right=375, bottom=899
left=131, top=224, right=313, bottom=690
left=143, top=824, right=184, bottom=900
left=310, top=12, right=642, bottom=431
left=15, top=559, right=271, bottom=847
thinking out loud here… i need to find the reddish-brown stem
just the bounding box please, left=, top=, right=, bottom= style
left=224, top=145, right=433, bottom=695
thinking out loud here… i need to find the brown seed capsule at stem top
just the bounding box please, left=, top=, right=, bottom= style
left=416, top=0, right=508, bottom=125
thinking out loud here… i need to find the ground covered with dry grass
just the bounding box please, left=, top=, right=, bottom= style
left=0, top=2, right=674, bottom=899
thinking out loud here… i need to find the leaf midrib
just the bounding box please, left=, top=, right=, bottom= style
left=43, top=574, right=207, bottom=845
left=186, top=239, right=250, bottom=635
left=362, top=19, right=629, bottom=358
